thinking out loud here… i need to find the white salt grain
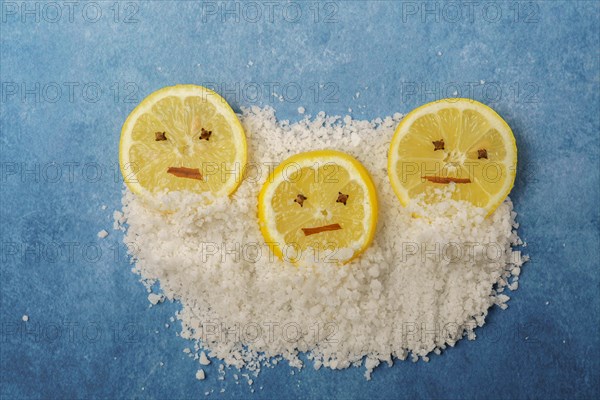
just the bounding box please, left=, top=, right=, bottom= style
left=196, top=369, right=205, bottom=380
left=147, top=293, right=163, bottom=305
left=199, top=351, right=211, bottom=366
left=119, top=106, right=527, bottom=380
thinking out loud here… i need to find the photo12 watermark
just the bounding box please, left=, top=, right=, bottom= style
left=1, top=161, right=135, bottom=185
left=186, top=318, right=339, bottom=345
left=396, top=159, right=517, bottom=186
left=397, top=240, right=519, bottom=264
left=1, top=320, right=148, bottom=344
left=399, top=81, right=540, bottom=104
left=1, top=81, right=139, bottom=104
left=400, top=1, right=540, bottom=24
left=194, top=240, right=347, bottom=264
left=1, top=1, right=140, bottom=24
left=1, top=239, right=139, bottom=265
left=200, top=81, right=339, bottom=105
left=198, top=1, right=339, bottom=24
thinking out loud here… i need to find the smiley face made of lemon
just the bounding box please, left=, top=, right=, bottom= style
left=257, top=150, right=378, bottom=265
left=119, top=85, right=247, bottom=209
left=387, top=98, right=517, bottom=215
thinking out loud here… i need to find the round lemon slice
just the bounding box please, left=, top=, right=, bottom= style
left=258, top=150, right=378, bottom=265
left=388, top=98, right=517, bottom=214
left=119, top=85, right=247, bottom=207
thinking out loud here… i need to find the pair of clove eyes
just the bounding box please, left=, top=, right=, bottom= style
left=294, top=192, right=349, bottom=207
left=155, top=128, right=212, bottom=142
left=432, top=139, right=488, bottom=159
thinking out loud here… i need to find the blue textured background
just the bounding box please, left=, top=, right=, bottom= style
left=1, top=1, right=599, bottom=398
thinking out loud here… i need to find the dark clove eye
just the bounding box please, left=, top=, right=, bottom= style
left=155, top=131, right=167, bottom=141
left=336, top=192, right=349, bottom=205
left=294, top=194, right=307, bottom=207
left=432, top=139, right=444, bottom=151
left=199, top=128, right=212, bottom=141
left=477, top=149, right=488, bottom=159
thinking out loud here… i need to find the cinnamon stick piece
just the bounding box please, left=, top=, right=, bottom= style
left=423, top=176, right=471, bottom=184
left=167, top=167, right=203, bottom=180
left=301, top=223, right=342, bottom=236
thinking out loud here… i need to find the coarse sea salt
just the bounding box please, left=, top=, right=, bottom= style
left=117, top=106, right=527, bottom=380
left=196, top=369, right=205, bottom=380
left=199, top=351, right=211, bottom=366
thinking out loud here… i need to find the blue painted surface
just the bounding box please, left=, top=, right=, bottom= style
left=1, top=1, right=598, bottom=398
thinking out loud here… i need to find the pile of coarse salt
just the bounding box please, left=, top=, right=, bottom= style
left=116, top=106, right=527, bottom=380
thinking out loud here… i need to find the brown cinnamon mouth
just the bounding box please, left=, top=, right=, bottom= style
left=301, top=223, right=342, bottom=236
left=167, top=167, right=203, bottom=180
left=422, top=176, right=471, bottom=184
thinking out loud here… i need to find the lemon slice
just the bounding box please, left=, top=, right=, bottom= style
left=119, top=85, right=247, bottom=206
left=258, top=150, right=378, bottom=265
left=388, top=98, right=517, bottom=214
